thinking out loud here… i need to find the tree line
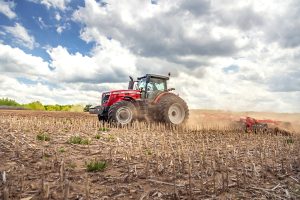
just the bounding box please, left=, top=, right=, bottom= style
left=0, top=98, right=84, bottom=112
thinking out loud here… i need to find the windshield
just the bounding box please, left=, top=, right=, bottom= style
left=137, top=78, right=146, bottom=90
left=137, top=77, right=167, bottom=91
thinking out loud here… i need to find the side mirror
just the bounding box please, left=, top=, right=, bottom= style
left=128, top=76, right=134, bottom=89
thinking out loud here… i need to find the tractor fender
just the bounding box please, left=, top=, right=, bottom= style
left=153, top=92, right=178, bottom=104
left=122, top=96, right=137, bottom=103
left=122, top=96, right=141, bottom=111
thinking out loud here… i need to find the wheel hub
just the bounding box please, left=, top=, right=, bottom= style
left=172, top=111, right=176, bottom=116
left=168, top=103, right=185, bottom=124
left=116, top=106, right=133, bottom=124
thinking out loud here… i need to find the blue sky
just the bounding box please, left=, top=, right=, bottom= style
left=0, top=0, right=93, bottom=59
left=0, top=0, right=299, bottom=112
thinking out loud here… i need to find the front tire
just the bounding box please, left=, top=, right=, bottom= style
left=108, top=101, right=136, bottom=125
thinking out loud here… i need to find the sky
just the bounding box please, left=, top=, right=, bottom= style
left=0, top=0, right=299, bottom=112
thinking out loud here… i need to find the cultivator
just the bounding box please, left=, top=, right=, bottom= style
left=237, top=116, right=292, bottom=136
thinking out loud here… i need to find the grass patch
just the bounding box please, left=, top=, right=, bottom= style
left=81, top=139, right=90, bottom=145
left=99, top=127, right=110, bottom=132
left=286, top=138, right=294, bottom=144
left=58, top=147, right=66, bottom=153
left=36, top=133, right=50, bottom=141
left=95, top=134, right=102, bottom=139
left=106, top=135, right=115, bottom=142
left=68, top=136, right=90, bottom=145
left=86, top=160, right=107, bottom=172
left=144, top=148, right=152, bottom=155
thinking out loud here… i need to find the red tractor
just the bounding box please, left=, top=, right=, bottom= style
left=96, top=74, right=189, bottom=125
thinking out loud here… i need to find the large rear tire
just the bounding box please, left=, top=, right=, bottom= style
left=108, top=101, right=136, bottom=125
left=156, top=94, right=189, bottom=125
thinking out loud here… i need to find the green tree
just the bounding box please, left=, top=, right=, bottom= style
left=23, top=101, right=45, bottom=110
left=0, top=98, right=85, bottom=112
left=69, top=105, right=84, bottom=112
left=0, top=98, right=20, bottom=106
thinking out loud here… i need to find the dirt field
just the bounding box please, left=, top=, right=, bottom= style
left=0, top=110, right=300, bottom=199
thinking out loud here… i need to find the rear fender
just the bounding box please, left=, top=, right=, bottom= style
left=153, top=92, right=176, bottom=104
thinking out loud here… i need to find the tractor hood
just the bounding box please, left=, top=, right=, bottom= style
left=107, top=89, right=141, bottom=94
left=101, top=89, right=141, bottom=107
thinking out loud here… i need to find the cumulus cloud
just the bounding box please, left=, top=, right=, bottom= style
left=266, top=1, right=300, bottom=48
left=70, top=0, right=299, bottom=111
left=0, top=1, right=17, bottom=19
left=1, top=0, right=300, bottom=112
left=169, top=70, right=300, bottom=113
left=73, top=0, right=240, bottom=61
left=269, top=72, right=300, bottom=92
left=55, top=12, right=61, bottom=21
left=29, top=0, right=71, bottom=11
left=0, top=44, right=50, bottom=77
left=2, top=23, right=37, bottom=49
left=47, top=38, right=137, bottom=83
left=36, top=17, right=49, bottom=29
left=0, top=75, right=101, bottom=105
left=56, top=24, right=67, bottom=34
left=181, top=0, right=211, bottom=16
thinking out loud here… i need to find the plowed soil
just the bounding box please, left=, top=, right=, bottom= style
left=0, top=110, right=300, bottom=199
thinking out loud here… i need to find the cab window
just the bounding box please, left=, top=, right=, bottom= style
left=137, top=78, right=146, bottom=90
left=149, top=78, right=167, bottom=91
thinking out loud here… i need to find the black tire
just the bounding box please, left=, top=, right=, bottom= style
left=155, top=93, right=189, bottom=125
left=108, top=101, right=137, bottom=125
left=98, top=114, right=102, bottom=122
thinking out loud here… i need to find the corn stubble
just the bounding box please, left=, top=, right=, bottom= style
left=0, top=110, right=299, bottom=199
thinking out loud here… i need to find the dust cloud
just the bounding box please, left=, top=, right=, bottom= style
left=187, top=109, right=300, bottom=133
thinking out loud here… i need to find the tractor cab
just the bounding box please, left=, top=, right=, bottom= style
left=128, top=74, right=169, bottom=99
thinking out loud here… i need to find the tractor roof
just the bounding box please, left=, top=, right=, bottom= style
left=137, top=74, right=169, bottom=80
